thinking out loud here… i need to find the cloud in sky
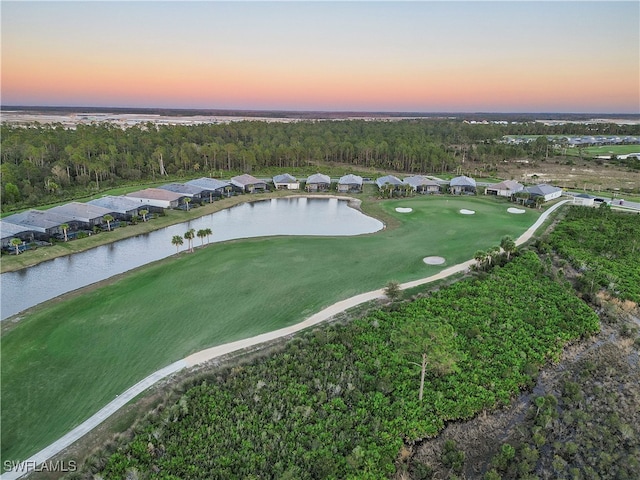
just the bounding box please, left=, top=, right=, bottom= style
left=1, top=1, right=638, bottom=113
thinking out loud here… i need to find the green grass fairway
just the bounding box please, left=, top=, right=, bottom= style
left=1, top=195, right=540, bottom=463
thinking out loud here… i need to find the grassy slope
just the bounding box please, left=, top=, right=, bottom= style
left=1, top=195, right=539, bottom=463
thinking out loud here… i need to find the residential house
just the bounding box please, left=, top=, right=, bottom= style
left=0, top=221, right=34, bottom=248
left=185, top=177, right=232, bottom=201
left=231, top=174, right=268, bottom=193
left=449, top=175, right=477, bottom=194
left=485, top=180, right=524, bottom=197
left=403, top=175, right=441, bottom=194
left=524, top=184, right=563, bottom=202
left=88, top=195, right=143, bottom=219
left=305, top=173, right=331, bottom=192
left=2, top=209, right=72, bottom=239
left=572, top=193, right=595, bottom=207
left=337, top=174, right=363, bottom=193
left=158, top=183, right=205, bottom=201
left=273, top=174, right=300, bottom=190
left=47, top=202, right=114, bottom=229
left=126, top=188, right=184, bottom=209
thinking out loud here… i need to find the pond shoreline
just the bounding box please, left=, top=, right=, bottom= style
left=0, top=192, right=364, bottom=274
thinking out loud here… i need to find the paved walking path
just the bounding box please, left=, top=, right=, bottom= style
left=1, top=200, right=568, bottom=480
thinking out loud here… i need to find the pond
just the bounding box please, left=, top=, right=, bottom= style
left=1, top=197, right=383, bottom=321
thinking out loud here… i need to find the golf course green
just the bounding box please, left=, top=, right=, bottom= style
left=1, top=195, right=541, bottom=464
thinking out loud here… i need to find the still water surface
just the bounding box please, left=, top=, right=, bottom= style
left=1, top=198, right=383, bottom=320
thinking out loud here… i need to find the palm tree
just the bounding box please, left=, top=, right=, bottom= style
left=500, top=235, right=517, bottom=260
left=474, top=250, right=487, bottom=270
left=486, top=246, right=500, bottom=266
left=10, top=238, right=22, bottom=255
left=534, top=196, right=545, bottom=209
left=171, top=235, right=184, bottom=254
left=60, top=223, right=69, bottom=242
left=197, top=229, right=206, bottom=247
left=103, top=214, right=114, bottom=231
left=139, top=209, right=149, bottom=222
left=184, top=197, right=191, bottom=211
left=204, top=227, right=213, bottom=244
left=184, top=228, right=195, bottom=252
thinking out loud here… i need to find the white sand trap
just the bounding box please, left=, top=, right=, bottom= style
left=459, top=209, right=475, bottom=215
left=423, top=256, right=446, bottom=265
left=508, top=207, right=526, bottom=214
left=395, top=207, right=413, bottom=213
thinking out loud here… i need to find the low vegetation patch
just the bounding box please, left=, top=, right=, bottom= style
left=548, top=205, right=640, bottom=303
left=82, top=252, right=598, bottom=479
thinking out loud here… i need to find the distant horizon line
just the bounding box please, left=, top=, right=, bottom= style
left=2, top=105, right=639, bottom=119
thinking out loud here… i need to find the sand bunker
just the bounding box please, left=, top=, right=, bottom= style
left=508, top=207, right=526, bottom=214
left=395, top=207, right=413, bottom=213
left=423, top=256, right=446, bottom=265
left=459, top=209, right=475, bottom=215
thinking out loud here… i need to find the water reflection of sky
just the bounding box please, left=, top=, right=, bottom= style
left=1, top=198, right=382, bottom=320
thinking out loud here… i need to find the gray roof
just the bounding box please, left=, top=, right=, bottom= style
left=487, top=180, right=523, bottom=191
left=338, top=174, right=363, bottom=185
left=306, top=173, right=331, bottom=184
left=88, top=195, right=143, bottom=213
left=0, top=221, right=31, bottom=240
left=575, top=193, right=594, bottom=199
left=48, top=202, right=114, bottom=222
left=273, top=173, right=298, bottom=184
left=403, top=175, right=440, bottom=188
left=158, top=183, right=204, bottom=196
left=126, top=188, right=184, bottom=201
left=185, top=177, right=230, bottom=191
left=525, top=184, right=562, bottom=196
left=2, top=209, right=70, bottom=232
left=231, top=174, right=264, bottom=187
left=375, top=175, right=403, bottom=187
left=449, top=175, right=477, bottom=187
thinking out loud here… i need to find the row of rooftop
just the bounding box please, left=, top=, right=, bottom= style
left=1, top=173, right=563, bottom=249
left=502, top=135, right=640, bottom=147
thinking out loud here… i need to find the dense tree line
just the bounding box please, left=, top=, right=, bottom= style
left=3, top=120, right=638, bottom=211
left=79, top=251, right=598, bottom=479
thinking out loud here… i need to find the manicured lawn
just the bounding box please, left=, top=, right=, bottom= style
left=0, top=195, right=540, bottom=463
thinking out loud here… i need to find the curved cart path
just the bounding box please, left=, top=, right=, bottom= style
left=2, top=200, right=568, bottom=480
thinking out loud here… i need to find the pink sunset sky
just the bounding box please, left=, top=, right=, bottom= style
left=1, top=1, right=639, bottom=113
